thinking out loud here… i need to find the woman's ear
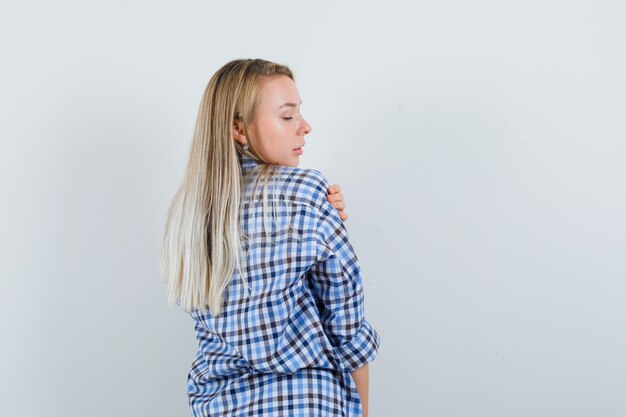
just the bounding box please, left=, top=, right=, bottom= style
left=233, top=120, right=246, bottom=145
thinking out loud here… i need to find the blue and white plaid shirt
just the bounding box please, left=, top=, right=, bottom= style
left=186, top=149, right=381, bottom=416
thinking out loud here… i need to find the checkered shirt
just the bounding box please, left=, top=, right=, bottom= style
left=185, top=149, right=381, bottom=416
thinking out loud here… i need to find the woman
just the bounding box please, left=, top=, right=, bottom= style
left=161, top=58, right=381, bottom=417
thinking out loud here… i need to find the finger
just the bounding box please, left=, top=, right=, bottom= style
left=332, top=201, right=345, bottom=210
left=328, top=184, right=341, bottom=194
left=327, top=192, right=343, bottom=203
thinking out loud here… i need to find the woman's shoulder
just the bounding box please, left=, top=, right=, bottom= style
left=268, top=165, right=333, bottom=211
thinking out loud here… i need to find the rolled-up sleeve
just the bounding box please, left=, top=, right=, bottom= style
left=305, top=170, right=381, bottom=373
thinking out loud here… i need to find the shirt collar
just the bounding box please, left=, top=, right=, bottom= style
left=238, top=149, right=260, bottom=172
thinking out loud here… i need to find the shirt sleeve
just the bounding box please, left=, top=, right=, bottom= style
left=305, top=170, right=381, bottom=373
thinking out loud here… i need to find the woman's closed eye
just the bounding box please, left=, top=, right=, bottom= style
left=283, top=114, right=303, bottom=121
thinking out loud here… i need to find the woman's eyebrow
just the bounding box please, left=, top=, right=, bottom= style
left=277, top=100, right=302, bottom=110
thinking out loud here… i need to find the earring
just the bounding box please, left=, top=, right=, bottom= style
left=243, top=142, right=249, bottom=151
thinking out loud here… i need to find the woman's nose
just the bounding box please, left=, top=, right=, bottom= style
left=300, top=117, right=312, bottom=135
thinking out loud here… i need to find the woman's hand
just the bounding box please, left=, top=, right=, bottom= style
left=327, top=184, right=349, bottom=221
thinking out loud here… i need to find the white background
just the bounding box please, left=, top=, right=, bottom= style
left=1, top=1, right=625, bottom=416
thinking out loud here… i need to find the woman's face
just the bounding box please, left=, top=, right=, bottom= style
left=236, top=75, right=312, bottom=167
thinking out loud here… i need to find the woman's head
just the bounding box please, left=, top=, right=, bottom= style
left=198, top=58, right=312, bottom=168
left=233, top=74, right=312, bottom=167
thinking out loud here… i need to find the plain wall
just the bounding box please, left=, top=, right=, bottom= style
left=1, top=0, right=625, bottom=416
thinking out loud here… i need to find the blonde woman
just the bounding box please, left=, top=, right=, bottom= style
left=161, top=58, right=381, bottom=417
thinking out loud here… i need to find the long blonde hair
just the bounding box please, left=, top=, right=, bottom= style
left=160, top=58, right=295, bottom=317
